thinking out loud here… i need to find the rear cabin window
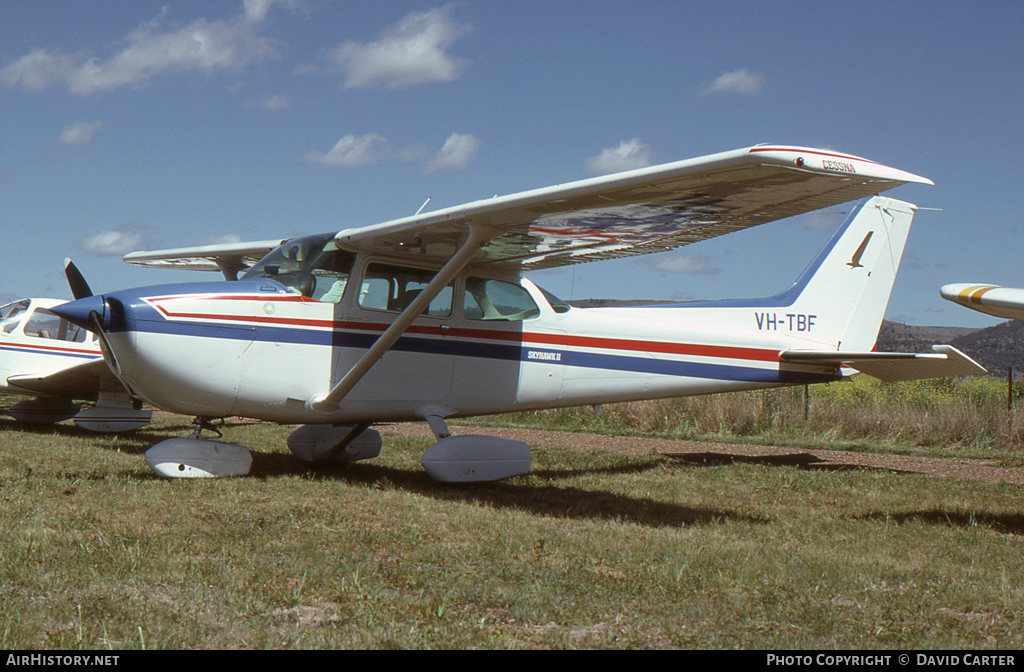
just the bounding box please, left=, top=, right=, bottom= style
left=358, top=263, right=454, bottom=318
left=463, top=278, right=540, bottom=322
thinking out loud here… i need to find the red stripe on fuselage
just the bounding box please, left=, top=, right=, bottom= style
left=145, top=296, right=781, bottom=364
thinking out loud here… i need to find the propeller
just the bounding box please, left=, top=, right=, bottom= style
left=63, top=258, right=93, bottom=299
left=90, top=311, right=122, bottom=377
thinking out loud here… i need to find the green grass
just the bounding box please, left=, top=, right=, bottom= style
left=1, top=414, right=1023, bottom=649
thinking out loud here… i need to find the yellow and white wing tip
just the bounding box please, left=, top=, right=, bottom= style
left=940, top=283, right=1024, bottom=320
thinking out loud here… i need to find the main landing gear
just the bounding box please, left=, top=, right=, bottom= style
left=142, top=413, right=533, bottom=483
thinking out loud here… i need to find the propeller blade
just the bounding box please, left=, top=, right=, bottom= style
left=89, top=311, right=122, bottom=378
left=63, top=258, right=93, bottom=300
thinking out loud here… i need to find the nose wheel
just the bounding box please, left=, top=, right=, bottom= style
left=190, top=417, right=224, bottom=439
left=142, top=417, right=250, bottom=478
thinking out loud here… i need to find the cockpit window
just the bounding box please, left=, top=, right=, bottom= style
left=241, top=234, right=355, bottom=303
left=0, top=300, right=30, bottom=334
left=23, top=309, right=88, bottom=343
left=464, top=278, right=540, bottom=322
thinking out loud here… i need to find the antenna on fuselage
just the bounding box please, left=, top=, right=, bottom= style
left=415, top=197, right=431, bottom=216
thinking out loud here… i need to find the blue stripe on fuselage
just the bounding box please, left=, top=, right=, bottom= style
left=124, top=316, right=836, bottom=385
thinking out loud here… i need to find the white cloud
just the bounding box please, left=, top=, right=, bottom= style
left=326, top=5, right=471, bottom=89
left=242, top=0, right=302, bottom=24
left=1, top=6, right=280, bottom=96
left=0, top=48, right=79, bottom=93
left=59, top=120, right=104, bottom=145
left=698, top=68, right=766, bottom=96
left=196, top=233, right=243, bottom=246
left=584, top=139, right=654, bottom=176
left=247, top=93, right=290, bottom=111
left=306, top=131, right=479, bottom=173
left=651, top=253, right=719, bottom=275
left=790, top=208, right=845, bottom=231
left=423, top=133, right=480, bottom=174
left=77, top=223, right=149, bottom=256
left=304, top=133, right=390, bottom=167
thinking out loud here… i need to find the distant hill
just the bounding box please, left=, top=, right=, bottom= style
left=567, top=300, right=1023, bottom=378
left=949, top=321, right=1024, bottom=379
left=874, top=321, right=978, bottom=353
left=877, top=319, right=1024, bottom=378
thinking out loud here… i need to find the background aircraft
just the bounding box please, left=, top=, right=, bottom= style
left=53, top=145, right=984, bottom=480
left=0, top=295, right=151, bottom=432
left=940, top=284, right=1024, bottom=321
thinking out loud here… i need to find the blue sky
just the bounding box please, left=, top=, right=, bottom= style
left=2, top=1, right=1022, bottom=327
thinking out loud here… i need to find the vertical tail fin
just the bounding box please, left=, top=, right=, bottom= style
left=772, top=195, right=917, bottom=351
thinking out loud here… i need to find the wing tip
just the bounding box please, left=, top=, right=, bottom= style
left=747, top=144, right=932, bottom=186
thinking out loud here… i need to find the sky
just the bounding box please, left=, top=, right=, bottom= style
left=1, top=1, right=1022, bottom=328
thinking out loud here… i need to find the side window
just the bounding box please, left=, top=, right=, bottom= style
left=0, top=300, right=30, bottom=334
left=23, top=309, right=87, bottom=343
left=309, top=249, right=355, bottom=304
left=358, top=263, right=453, bottom=318
left=464, top=278, right=540, bottom=322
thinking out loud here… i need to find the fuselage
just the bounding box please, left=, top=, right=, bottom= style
left=68, top=251, right=842, bottom=425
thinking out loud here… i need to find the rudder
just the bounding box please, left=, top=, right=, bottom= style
left=776, top=195, right=917, bottom=351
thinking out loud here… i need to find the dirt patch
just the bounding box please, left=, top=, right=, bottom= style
left=378, top=423, right=1024, bottom=487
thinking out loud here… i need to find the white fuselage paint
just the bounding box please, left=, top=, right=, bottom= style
left=105, top=275, right=839, bottom=425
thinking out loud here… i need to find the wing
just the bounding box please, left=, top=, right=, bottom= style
left=334, top=144, right=933, bottom=270
left=6, top=357, right=110, bottom=398
left=779, top=345, right=986, bottom=383
left=940, top=283, right=1024, bottom=321
left=123, top=239, right=287, bottom=278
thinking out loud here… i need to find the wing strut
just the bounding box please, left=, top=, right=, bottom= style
left=306, top=223, right=494, bottom=414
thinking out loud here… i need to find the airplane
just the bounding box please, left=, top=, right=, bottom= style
left=940, top=284, right=1024, bottom=321
left=51, top=144, right=986, bottom=480
left=0, top=291, right=152, bottom=432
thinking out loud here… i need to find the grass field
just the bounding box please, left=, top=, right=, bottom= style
left=1, top=392, right=1023, bottom=649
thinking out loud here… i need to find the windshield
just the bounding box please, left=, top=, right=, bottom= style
left=0, top=300, right=30, bottom=334
left=241, top=234, right=356, bottom=303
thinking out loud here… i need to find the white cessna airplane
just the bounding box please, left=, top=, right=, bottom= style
left=52, top=145, right=984, bottom=480
left=940, top=284, right=1024, bottom=321
left=0, top=290, right=151, bottom=432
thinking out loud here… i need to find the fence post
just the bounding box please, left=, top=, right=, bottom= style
left=1008, top=366, right=1014, bottom=445
left=804, top=384, right=810, bottom=421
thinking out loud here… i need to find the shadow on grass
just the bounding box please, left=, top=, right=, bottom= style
left=664, top=451, right=919, bottom=475
left=249, top=451, right=768, bottom=529
left=854, top=509, right=1024, bottom=534
left=0, top=416, right=259, bottom=457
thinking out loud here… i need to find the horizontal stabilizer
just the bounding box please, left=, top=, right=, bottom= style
left=780, top=345, right=986, bottom=382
